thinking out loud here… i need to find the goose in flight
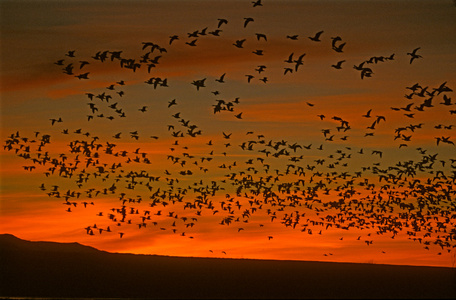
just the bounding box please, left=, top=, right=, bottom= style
left=191, top=78, right=206, bottom=90
left=245, top=75, right=254, bottom=83
left=361, top=68, right=373, bottom=79
left=233, top=39, right=246, bottom=48
left=244, top=17, right=254, bottom=28
left=75, top=72, right=90, bottom=80
left=209, top=29, right=223, bottom=36
left=434, top=81, right=453, bottom=94
left=284, top=67, right=293, bottom=75
left=169, top=35, right=179, bottom=44
left=217, top=18, right=228, bottom=28
left=252, top=0, right=262, bottom=7
left=331, top=60, right=345, bottom=69
left=330, top=36, right=342, bottom=48
left=168, top=99, right=177, bottom=107
left=79, top=61, right=89, bottom=69
left=49, top=117, right=62, bottom=125
left=65, top=50, right=75, bottom=57
left=284, top=53, right=294, bottom=63
left=294, top=53, right=306, bottom=71
left=440, top=94, right=453, bottom=106
left=186, top=39, right=197, bottom=47
left=308, top=30, right=324, bottom=42
left=255, top=33, right=267, bottom=41
left=407, top=47, right=422, bottom=64
left=62, top=63, right=74, bottom=75
left=215, top=73, right=226, bottom=83
left=362, top=109, right=372, bottom=118
left=332, top=42, right=346, bottom=53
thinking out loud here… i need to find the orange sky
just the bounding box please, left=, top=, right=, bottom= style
left=1, top=0, right=456, bottom=268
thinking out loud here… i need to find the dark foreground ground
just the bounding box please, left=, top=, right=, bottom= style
left=0, top=234, right=455, bottom=299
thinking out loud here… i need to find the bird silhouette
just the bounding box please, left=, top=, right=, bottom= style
left=407, top=47, right=422, bottom=64
left=191, top=79, right=206, bottom=90
left=233, top=39, right=246, bottom=48
left=252, top=0, right=262, bottom=7
left=331, top=60, right=345, bottom=69
left=217, top=18, right=228, bottom=28
left=244, top=17, right=254, bottom=28
left=308, top=30, right=324, bottom=42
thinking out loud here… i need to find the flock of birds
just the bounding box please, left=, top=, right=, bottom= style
left=4, top=0, right=456, bottom=258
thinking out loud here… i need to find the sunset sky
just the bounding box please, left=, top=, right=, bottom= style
left=1, top=0, right=456, bottom=268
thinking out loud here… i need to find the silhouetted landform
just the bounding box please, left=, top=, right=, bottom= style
left=0, top=234, right=455, bottom=299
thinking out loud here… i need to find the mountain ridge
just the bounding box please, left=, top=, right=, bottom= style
left=1, top=233, right=455, bottom=299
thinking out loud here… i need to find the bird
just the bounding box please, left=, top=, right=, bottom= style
left=216, top=73, right=226, bottom=83
left=217, top=18, right=228, bottom=28
left=75, top=72, right=89, bottom=80
left=79, top=61, right=89, bottom=69
left=284, top=53, right=294, bottom=63
left=332, top=42, right=346, bottom=53
left=330, top=36, right=342, bottom=48
left=252, top=0, right=262, bottom=7
left=191, top=79, right=206, bottom=90
left=233, top=39, right=246, bottom=48
left=255, top=33, right=267, bottom=41
left=169, top=35, right=179, bottom=44
left=246, top=75, right=254, bottom=83
left=308, top=30, right=324, bottom=42
left=284, top=68, right=293, bottom=75
left=186, top=39, right=197, bottom=47
left=244, top=17, right=254, bottom=28
left=294, top=54, right=306, bottom=71
left=362, top=109, right=372, bottom=118
left=407, top=47, right=422, bottom=64
left=49, top=118, right=62, bottom=126
left=65, top=50, right=75, bottom=57
left=331, top=60, right=345, bottom=69
left=287, top=35, right=299, bottom=40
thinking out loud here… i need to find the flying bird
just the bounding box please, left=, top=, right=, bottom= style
left=233, top=39, right=246, bottom=48
left=255, top=33, right=267, bottom=41
left=191, top=78, right=206, bottom=90
left=331, top=60, right=345, bottom=69
left=407, top=47, right=422, bottom=64
left=308, top=30, right=324, bottom=42
left=244, top=17, right=254, bottom=28
left=169, top=35, right=179, bottom=44
left=215, top=73, right=226, bottom=83
left=217, top=18, right=228, bottom=28
left=252, top=0, right=262, bottom=7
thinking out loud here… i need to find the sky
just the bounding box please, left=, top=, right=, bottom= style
left=1, top=0, right=456, bottom=268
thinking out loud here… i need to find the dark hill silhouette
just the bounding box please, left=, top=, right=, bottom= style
left=1, top=234, right=455, bottom=299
